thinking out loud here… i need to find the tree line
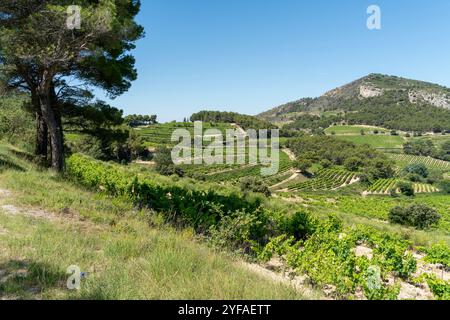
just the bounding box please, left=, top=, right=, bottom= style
left=124, top=114, right=158, bottom=127
left=190, top=110, right=276, bottom=131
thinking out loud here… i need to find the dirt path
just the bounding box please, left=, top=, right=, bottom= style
left=0, top=189, right=92, bottom=225
left=270, top=170, right=301, bottom=190
left=230, top=123, right=246, bottom=135
left=268, top=149, right=299, bottom=190
left=0, top=188, right=58, bottom=221
left=282, top=148, right=296, bottom=161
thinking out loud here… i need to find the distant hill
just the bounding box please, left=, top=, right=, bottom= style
left=258, top=74, right=450, bottom=132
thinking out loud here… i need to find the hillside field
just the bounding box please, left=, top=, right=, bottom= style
left=325, top=125, right=405, bottom=150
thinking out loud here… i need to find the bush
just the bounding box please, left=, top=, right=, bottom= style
left=403, top=163, right=428, bottom=178
left=344, top=156, right=364, bottom=171
left=440, top=180, right=450, bottom=194
left=425, top=170, right=442, bottom=185
left=154, top=147, right=183, bottom=176
left=239, top=177, right=271, bottom=197
left=294, top=159, right=312, bottom=172
left=208, top=209, right=265, bottom=254
left=367, top=158, right=395, bottom=180
left=69, top=135, right=106, bottom=160
left=397, top=181, right=415, bottom=196
left=319, top=159, right=332, bottom=168
left=406, top=173, right=424, bottom=183
left=389, top=204, right=441, bottom=229
left=389, top=206, right=410, bottom=226
left=280, top=211, right=317, bottom=241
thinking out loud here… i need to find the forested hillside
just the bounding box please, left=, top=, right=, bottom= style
left=259, top=74, right=450, bottom=133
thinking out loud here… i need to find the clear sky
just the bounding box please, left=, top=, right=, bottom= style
left=99, top=0, right=450, bottom=122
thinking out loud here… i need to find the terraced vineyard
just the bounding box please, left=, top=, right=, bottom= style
left=388, top=154, right=450, bottom=171
left=364, top=178, right=440, bottom=194
left=136, top=122, right=233, bottom=147
left=286, top=169, right=359, bottom=191
left=365, top=179, right=398, bottom=194
left=413, top=183, right=440, bottom=193
left=204, top=150, right=293, bottom=182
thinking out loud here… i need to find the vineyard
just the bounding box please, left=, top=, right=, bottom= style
left=204, top=150, right=293, bottom=182
left=285, top=169, right=359, bottom=192
left=388, top=154, right=450, bottom=171
left=364, top=178, right=440, bottom=195
left=136, top=122, right=233, bottom=147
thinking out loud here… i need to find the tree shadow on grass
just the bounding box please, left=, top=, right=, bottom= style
left=0, top=155, right=25, bottom=173
left=8, top=148, right=35, bottom=163
left=0, top=260, right=67, bottom=299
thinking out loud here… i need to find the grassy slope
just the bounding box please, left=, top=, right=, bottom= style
left=0, top=145, right=308, bottom=300
left=325, top=125, right=405, bottom=149
left=336, top=135, right=405, bottom=149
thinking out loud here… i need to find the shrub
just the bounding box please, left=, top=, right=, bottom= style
left=439, top=180, right=450, bottom=194
left=367, top=158, right=395, bottom=180
left=425, top=170, right=442, bottom=185
left=389, top=204, right=441, bottom=229
left=294, top=159, right=312, bottom=172
left=389, top=206, right=410, bottom=226
left=397, top=181, right=415, bottom=196
left=344, top=156, right=364, bottom=172
left=208, top=209, right=265, bottom=254
left=389, top=188, right=399, bottom=198
left=154, top=147, right=183, bottom=176
left=281, top=211, right=317, bottom=241
left=406, top=173, right=424, bottom=183
left=403, top=163, right=428, bottom=178
left=239, top=177, right=271, bottom=197
left=319, top=159, right=332, bottom=168
left=69, top=135, right=106, bottom=160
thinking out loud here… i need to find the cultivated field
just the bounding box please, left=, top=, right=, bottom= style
left=389, top=154, right=450, bottom=171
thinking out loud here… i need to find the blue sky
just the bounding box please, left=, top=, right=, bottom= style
left=99, top=0, right=450, bottom=122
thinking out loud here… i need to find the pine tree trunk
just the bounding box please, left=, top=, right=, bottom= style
left=35, top=110, right=48, bottom=159
left=32, top=92, right=48, bottom=161
left=38, top=75, right=64, bottom=172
